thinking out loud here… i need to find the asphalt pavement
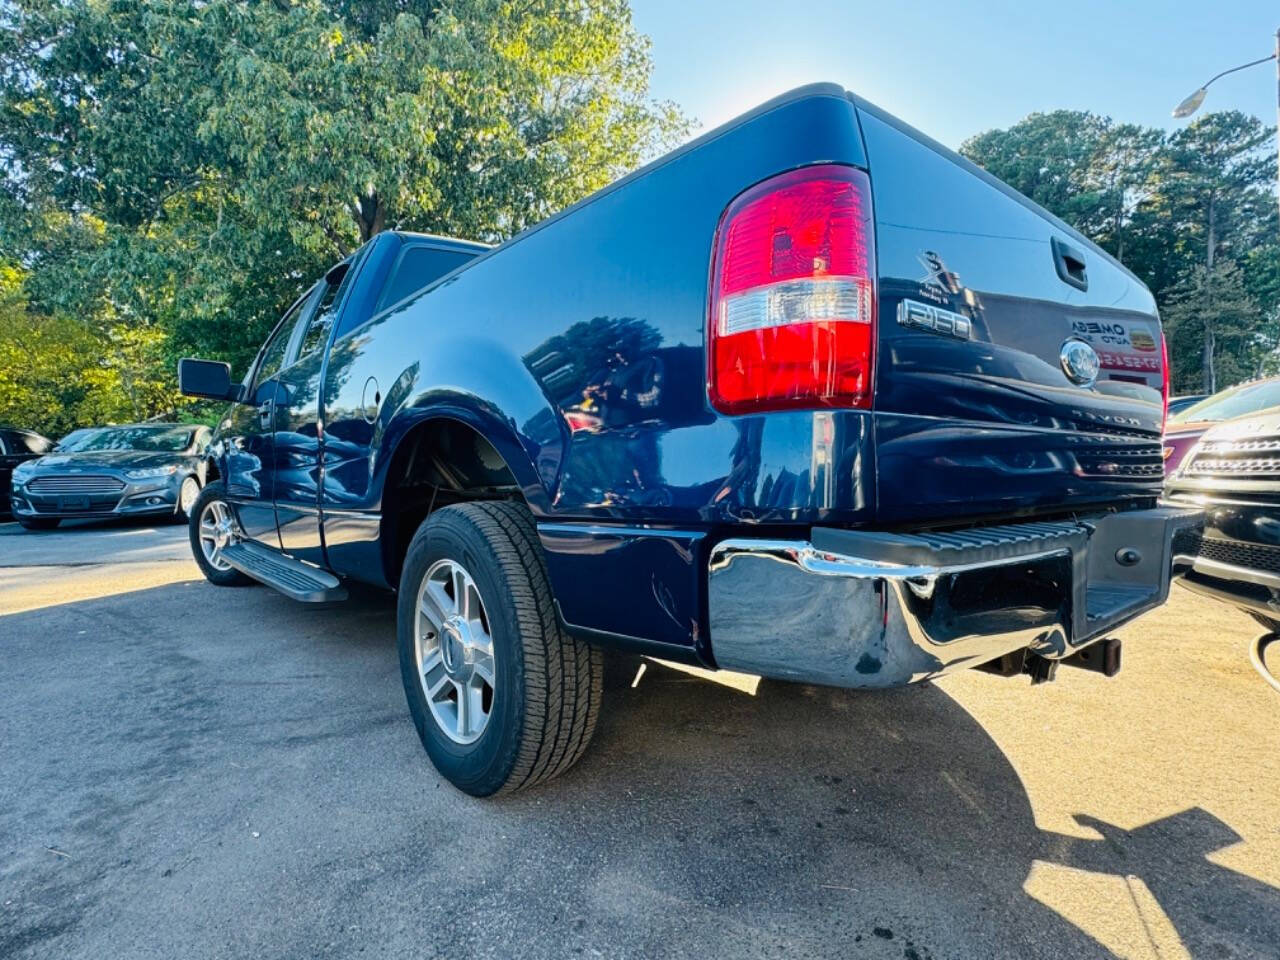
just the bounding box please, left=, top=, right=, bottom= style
left=1, top=517, right=1278, bottom=959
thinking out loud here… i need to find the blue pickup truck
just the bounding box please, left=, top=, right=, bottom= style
left=179, top=85, right=1199, bottom=796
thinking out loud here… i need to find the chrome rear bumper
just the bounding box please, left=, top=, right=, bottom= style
left=706, top=505, right=1201, bottom=688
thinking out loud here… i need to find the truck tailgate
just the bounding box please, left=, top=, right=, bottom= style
left=854, top=100, right=1165, bottom=525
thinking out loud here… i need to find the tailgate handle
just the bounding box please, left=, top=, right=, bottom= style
left=1051, top=237, right=1088, bottom=292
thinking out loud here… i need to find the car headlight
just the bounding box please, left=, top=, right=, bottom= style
left=125, top=464, right=180, bottom=480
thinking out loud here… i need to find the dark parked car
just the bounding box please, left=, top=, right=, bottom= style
left=1167, top=410, right=1280, bottom=630
left=9, top=422, right=212, bottom=530
left=177, top=84, right=1198, bottom=797
left=0, top=427, right=53, bottom=519
left=1162, top=377, right=1280, bottom=475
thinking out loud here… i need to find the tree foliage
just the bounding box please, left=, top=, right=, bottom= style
left=0, top=0, right=688, bottom=436
left=0, top=262, right=168, bottom=433
left=961, top=109, right=1279, bottom=393
left=1162, top=260, right=1262, bottom=392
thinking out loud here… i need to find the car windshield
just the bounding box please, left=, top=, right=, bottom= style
left=55, top=425, right=194, bottom=453
left=1169, top=380, right=1280, bottom=425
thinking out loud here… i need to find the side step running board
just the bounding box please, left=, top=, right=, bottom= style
left=220, top=541, right=347, bottom=603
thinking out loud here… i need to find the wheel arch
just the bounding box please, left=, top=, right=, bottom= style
left=377, top=407, right=547, bottom=589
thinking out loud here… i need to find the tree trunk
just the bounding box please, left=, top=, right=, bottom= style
left=1206, top=193, right=1215, bottom=272
left=1202, top=323, right=1216, bottom=394
left=1113, top=179, right=1125, bottom=264
left=354, top=192, right=386, bottom=244
left=1202, top=194, right=1216, bottom=394
left=120, top=363, right=141, bottom=420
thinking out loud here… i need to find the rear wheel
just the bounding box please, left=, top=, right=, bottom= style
left=17, top=517, right=59, bottom=531
left=189, top=482, right=252, bottom=587
left=397, top=501, right=603, bottom=796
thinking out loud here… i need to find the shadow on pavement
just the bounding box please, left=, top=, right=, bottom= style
left=0, top=581, right=1275, bottom=959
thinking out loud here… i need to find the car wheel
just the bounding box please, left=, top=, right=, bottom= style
left=397, top=501, right=603, bottom=796
left=176, top=475, right=201, bottom=522
left=189, top=481, right=252, bottom=587
left=17, top=517, right=60, bottom=531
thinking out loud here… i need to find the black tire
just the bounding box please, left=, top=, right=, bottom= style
left=1248, top=611, right=1280, bottom=633
left=188, top=481, right=253, bottom=587
left=17, top=517, right=59, bottom=531
left=397, top=501, right=603, bottom=796
left=175, top=475, right=201, bottom=523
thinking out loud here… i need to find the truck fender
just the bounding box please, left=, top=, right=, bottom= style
left=372, top=335, right=566, bottom=516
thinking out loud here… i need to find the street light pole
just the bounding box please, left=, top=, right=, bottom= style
left=1172, top=30, right=1280, bottom=225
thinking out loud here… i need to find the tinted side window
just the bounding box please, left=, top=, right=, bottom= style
left=298, top=261, right=358, bottom=360
left=254, top=290, right=315, bottom=390
left=0, top=433, right=8, bottom=455
left=255, top=322, right=294, bottom=388
left=376, top=246, right=476, bottom=315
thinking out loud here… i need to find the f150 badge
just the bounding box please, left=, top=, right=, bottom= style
left=897, top=298, right=971, bottom=340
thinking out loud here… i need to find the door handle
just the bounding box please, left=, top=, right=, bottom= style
left=1051, top=236, right=1088, bottom=292
left=258, top=398, right=274, bottom=428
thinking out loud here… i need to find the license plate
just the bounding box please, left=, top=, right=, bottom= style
left=60, top=495, right=91, bottom=511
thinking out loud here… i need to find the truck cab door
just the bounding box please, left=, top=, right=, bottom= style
left=224, top=287, right=318, bottom=546
left=319, top=238, right=484, bottom=581
left=273, top=252, right=366, bottom=563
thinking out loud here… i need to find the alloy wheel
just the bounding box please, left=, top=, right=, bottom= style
left=198, top=499, right=237, bottom=572
left=415, top=558, right=496, bottom=744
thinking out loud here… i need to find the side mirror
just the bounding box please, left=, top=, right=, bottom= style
left=178, top=358, right=244, bottom=402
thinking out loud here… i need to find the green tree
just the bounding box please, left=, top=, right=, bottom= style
left=961, top=111, right=1116, bottom=238
left=1162, top=260, right=1262, bottom=392
left=0, top=263, right=147, bottom=434
left=1147, top=112, right=1275, bottom=391
left=0, top=0, right=688, bottom=435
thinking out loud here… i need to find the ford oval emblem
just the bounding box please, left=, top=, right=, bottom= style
left=1060, top=338, right=1100, bottom=386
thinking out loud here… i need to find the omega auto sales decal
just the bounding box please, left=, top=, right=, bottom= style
left=1069, top=319, right=1161, bottom=374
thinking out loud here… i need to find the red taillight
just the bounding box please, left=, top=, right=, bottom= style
left=1160, top=327, right=1169, bottom=432
left=708, top=165, right=876, bottom=415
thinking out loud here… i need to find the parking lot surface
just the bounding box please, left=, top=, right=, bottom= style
left=1, top=518, right=1278, bottom=959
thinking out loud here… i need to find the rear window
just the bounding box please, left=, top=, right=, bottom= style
left=376, top=246, right=477, bottom=314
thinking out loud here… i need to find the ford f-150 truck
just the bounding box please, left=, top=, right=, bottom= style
left=178, top=84, right=1200, bottom=796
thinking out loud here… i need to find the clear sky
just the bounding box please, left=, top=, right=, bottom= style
left=631, top=0, right=1279, bottom=149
